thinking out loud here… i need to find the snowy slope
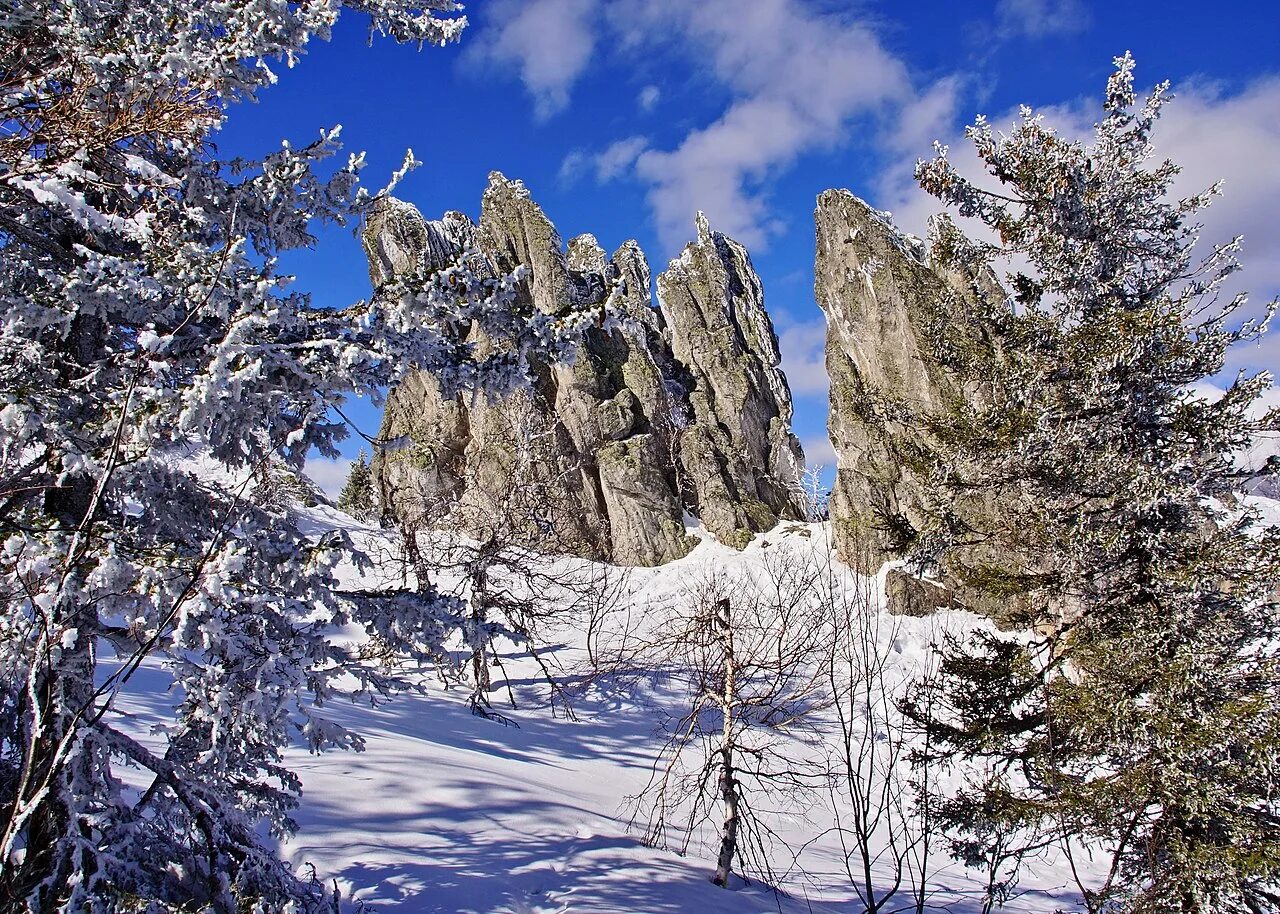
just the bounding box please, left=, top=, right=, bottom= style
left=110, top=493, right=1166, bottom=913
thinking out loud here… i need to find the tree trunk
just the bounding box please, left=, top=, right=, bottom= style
left=471, top=633, right=491, bottom=696
left=8, top=572, right=100, bottom=909
left=470, top=562, right=492, bottom=702
left=712, top=744, right=739, bottom=887
left=712, top=597, right=738, bottom=888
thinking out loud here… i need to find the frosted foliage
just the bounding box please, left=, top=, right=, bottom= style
left=912, top=51, right=1280, bottom=557
left=0, top=2, right=590, bottom=912
left=910, top=54, right=1280, bottom=914
left=919, top=53, right=1253, bottom=333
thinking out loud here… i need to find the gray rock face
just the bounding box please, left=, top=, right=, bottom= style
left=816, top=189, right=1006, bottom=580
left=657, top=212, right=807, bottom=548
left=367, top=173, right=805, bottom=565
left=362, top=196, right=476, bottom=287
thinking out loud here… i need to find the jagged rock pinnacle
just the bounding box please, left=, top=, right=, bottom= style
left=361, top=182, right=807, bottom=564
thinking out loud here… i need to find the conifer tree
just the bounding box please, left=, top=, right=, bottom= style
left=337, top=450, right=377, bottom=520
left=905, top=54, right=1280, bottom=914
left=0, top=2, right=591, bottom=911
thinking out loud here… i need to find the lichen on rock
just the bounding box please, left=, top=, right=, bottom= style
left=655, top=211, right=808, bottom=544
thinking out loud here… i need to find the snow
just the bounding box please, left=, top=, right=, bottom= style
left=283, top=681, right=816, bottom=913
left=103, top=493, right=1237, bottom=913
left=1242, top=493, right=1280, bottom=529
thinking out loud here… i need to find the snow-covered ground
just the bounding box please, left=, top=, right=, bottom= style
left=109, top=499, right=1122, bottom=914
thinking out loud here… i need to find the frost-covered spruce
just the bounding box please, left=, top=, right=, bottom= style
left=903, top=54, right=1280, bottom=914
left=337, top=450, right=378, bottom=521
left=0, top=3, right=592, bottom=912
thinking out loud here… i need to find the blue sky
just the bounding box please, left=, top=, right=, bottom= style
left=213, top=0, right=1280, bottom=495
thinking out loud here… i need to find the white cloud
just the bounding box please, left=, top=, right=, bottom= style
left=637, top=84, right=661, bottom=112
left=557, top=149, right=588, bottom=184
left=801, top=434, right=837, bottom=469
left=995, top=0, right=1090, bottom=38
left=595, top=136, right=649, bottom=182
left=605, top=0, right=935, bottom=251
left=1152, top=78, right=1280, bottom=303
left=877, top=162, right=982, bottom=249
left=776, top=313, right=830, bottom=398
left=559, top=136, right=650, bottom=186
left=873, top=76, right=962, bottom=229
left=889, top=76, right=962, bottom=158
left=304, top=455, right=353, bottom=502
left=464, top=0, right=599, bottom=119
left=1128, top=77, right=1280, bottom=381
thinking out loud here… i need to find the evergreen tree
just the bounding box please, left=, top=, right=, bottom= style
left=337, top=450, right=377, bottom=520
left=0, top=2, right=591, bottom=911
left=904, top=54, right=1280, bottom=914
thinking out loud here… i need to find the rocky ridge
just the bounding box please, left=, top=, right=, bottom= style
left=365, top=173, right=806, bottom=566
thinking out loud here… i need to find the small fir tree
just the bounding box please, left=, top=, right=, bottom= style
left=337, top=450, right=377, bottom=520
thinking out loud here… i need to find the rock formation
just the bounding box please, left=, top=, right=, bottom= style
left=815, top=189, right=1008, bottom=586
left=363, top=196, right=479, bottom=287
left=658, top=213, right=806, bottom=549
left=366, top=173, right=806, bottom=566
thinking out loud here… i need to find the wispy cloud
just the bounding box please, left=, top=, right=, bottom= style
left=637, top=84, right=661, bottom=112
left=560, top=136, right=649, bottom=185
left=595, top=136, right=649, bottom=181
left=597, top=0, right=953, bottom=252
left=304, top=455, right=353, bottom=501
left=463, top=0, right=599, bottom=119
left=872, top=76, right=962, bottom=230
left=775, top=312, right=830, bottom=398
left=801, top=434, right=837, bottom=470
left=470, top=0, right=958, bottom=253
left=995, top=0, right=1091, bottom=38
